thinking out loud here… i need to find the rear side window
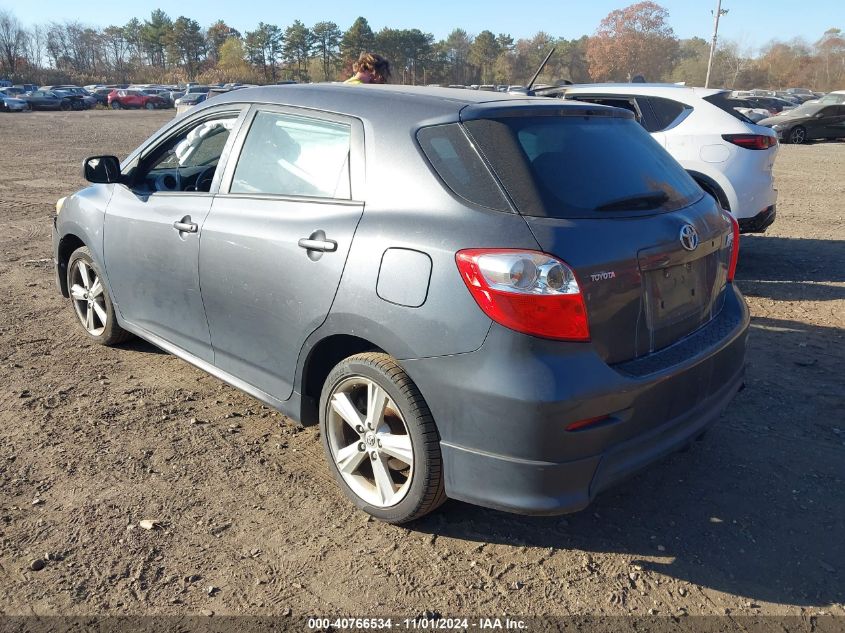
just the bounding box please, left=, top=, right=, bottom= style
left=463, top=115, right=702, bottom=219
left=417, top=124, right=511, bottom=212
left=641, top=96, right=688, bottom=132
left=231, top=111, right=351, bottom=199
left=703, top=92, right=754, bottom=123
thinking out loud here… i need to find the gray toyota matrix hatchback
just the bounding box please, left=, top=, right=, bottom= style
left=53, top=85, right=749, bottom=523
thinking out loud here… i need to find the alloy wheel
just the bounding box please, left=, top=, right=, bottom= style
left=69, top=260, right=107, bottom=336
left=790, top=127, right=806, bottom=144
left=326, top=377, right=414, bottom=508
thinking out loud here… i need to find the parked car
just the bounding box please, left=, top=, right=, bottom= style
left=53, top=88, right=97, bottom=110
left=141, top=88, right=176, bottom=105
left=108, top=89, right=169, bottom=110
left=171, top=84, right=212, bottom=102
left=174, top=92, right=207, bottom=115
left=743, top=96, right=796, bottom=116
left=0, top=92, right=30, bottom=112
left=725, top=98, right=770, bottom=122
left=757, top=103, right=845, bottom=144
left=817, top=90, right=845, bottom=105
left=89, top=87, right=114, bottom=105
left=555, top=84, right=779, bottom=233
left=60, top=87, right=98, bottom=108
left=53, top=85, right=748, bottom=523
left=53, top=89, right=93, bottom=109
left=21, top=90, right=80, bottom=111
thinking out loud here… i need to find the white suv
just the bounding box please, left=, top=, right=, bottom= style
left=557, top=84, right=779, bottom=233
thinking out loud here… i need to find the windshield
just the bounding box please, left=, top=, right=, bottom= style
left=463, top=115, right=702, bottom=219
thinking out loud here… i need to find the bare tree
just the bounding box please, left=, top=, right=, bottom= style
left=27, top=24, right=46, bottom=72
left=0, top=9, right=28, bottom=78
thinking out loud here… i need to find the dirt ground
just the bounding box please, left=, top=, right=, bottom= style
left=0, top=110, right=842, bottom=623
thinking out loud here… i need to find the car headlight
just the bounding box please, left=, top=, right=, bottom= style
left=771, top=124, right=784, bottom=131
left=56, top=196, right=67, bottom=215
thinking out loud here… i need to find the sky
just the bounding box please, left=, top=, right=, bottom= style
left=5, top=0, right=842, bottom=52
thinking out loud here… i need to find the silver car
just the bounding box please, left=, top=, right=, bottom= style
left=53, top=85, right=748, bottom=523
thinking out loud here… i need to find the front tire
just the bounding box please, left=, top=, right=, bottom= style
left=788, top=126, right=806, bottom=144
left=319, top=352, right=446, bottom=524
left=111, top=101, right=121, bottom=109
left=145, top=102, right=155, bottom=110
left=67, top=247, right=132, bottom=346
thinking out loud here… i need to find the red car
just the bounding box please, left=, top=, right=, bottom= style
left=108, top=89, right=168, bottom=110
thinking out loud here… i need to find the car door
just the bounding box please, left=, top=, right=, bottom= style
left=200, top=106, right=365, bottom=401
left=31, top=91, right=49, bottom=108
left=103, top=106, right=247, bottom=362
left=818, top=106, right=845, bottom=138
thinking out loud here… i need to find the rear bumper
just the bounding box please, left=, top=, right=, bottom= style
left=401, top=285, right=750, bottom=515
left=738, top=204, right=776, bottom=233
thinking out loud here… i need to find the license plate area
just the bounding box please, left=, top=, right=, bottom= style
left=643, top=257, right=711, bottom=331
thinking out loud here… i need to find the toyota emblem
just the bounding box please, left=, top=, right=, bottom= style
left=679, top=224, right=699, bottom=251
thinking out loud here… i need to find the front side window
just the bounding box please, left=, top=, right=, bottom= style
left=134, top=115, right=238, bottom=193
left=230, top=111, right=351, bottom=199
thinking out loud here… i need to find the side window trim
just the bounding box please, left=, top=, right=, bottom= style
left=217, top=104, right=365, bottom=203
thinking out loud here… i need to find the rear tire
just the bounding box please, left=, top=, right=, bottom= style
left=319, top=352, right=446, bottom=524
left=59, top=101, right=71, bottom=111
left=67, top=246, right=133, bottom=346
left=788, top=126, right=806, bottom=144
left=145, top=102, right=155, bottom=110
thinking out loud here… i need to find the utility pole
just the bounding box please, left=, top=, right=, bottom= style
left=705, top=0, right=728, bottom=88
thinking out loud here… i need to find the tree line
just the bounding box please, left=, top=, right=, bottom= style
left=0, top=2, right=843, bottom=91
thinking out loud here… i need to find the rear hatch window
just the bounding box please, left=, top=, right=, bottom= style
left=462, top=115, right=702, bottom=219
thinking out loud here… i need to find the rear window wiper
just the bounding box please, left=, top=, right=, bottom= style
left=595, top=191, right=669, bottom=212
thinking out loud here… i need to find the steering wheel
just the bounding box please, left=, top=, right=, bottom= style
left=189, top=166, right=217, bottom=192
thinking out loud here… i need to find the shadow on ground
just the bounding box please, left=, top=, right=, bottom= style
left=119, top=338, right=168, bottom=355
left=736, top=235, right=845, bottom=290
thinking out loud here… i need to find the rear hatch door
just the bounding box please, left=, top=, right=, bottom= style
left=461, top=105, right=732, bottom=363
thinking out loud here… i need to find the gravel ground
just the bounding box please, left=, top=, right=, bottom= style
left=0, top=110, right=842, bottom=622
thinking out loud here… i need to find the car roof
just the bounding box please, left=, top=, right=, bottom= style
left=205, top=83, right=621, bottom=126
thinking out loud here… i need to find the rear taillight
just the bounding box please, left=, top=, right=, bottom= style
left=722, top=133, right=777, bottom=150
left=455, top=249, right=590, bottom=341
left=723, top=212, right=740, bottom=281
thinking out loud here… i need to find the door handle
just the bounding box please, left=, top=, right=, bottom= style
left=298, top=237, right=337, bottom=252
left=173, top=219, right=198, bottom=233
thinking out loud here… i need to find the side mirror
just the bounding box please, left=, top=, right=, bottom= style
left=83, top=155, right=122, bottom=184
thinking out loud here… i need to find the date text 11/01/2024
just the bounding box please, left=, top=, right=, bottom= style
left=306, top=617, right=528, bottom=630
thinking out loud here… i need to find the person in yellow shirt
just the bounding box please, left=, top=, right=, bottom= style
left=344, top=52, right=392, bottom=84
